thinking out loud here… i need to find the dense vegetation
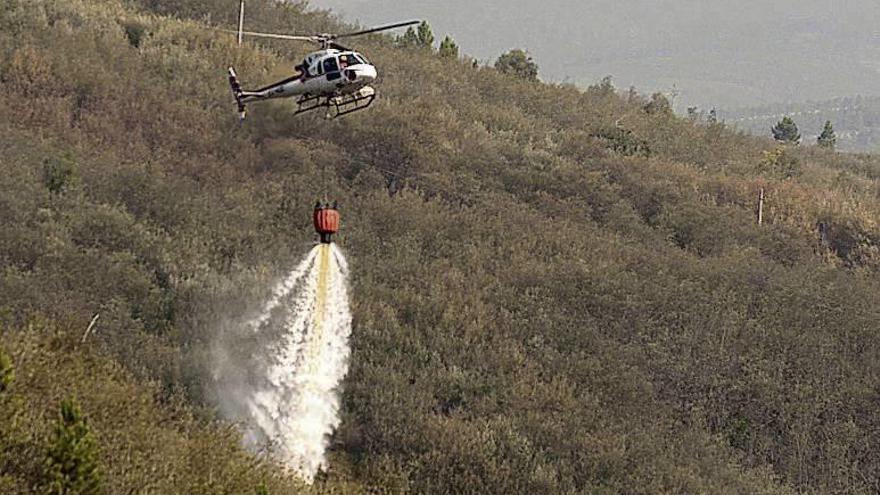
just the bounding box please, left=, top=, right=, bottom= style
left=2, top=0, right=880, bottom=493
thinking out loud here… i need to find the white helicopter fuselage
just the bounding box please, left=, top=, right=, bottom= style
left=235, top=49, right=377, bottom=103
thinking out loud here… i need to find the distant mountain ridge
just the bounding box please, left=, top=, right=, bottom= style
left=310, top=0, right=880, bottom=109
left=721, top=96, right=880, bottom=152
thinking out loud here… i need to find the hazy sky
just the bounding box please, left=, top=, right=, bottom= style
left=308, top=0, right=880, bottom=110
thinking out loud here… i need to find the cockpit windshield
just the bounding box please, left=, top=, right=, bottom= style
left=339, top=53, right=368, bottom=68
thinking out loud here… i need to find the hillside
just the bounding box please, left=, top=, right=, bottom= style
left=2, top=0, right=880, bottom=493
left=722, top=95, right=880, bottom=152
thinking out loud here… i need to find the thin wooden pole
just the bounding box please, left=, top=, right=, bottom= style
left=757, top=187, right=765, bottom=225
left=237, top=1, right=245, bottom=46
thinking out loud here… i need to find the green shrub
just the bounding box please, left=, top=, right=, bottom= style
left=42, top=154, right=79, bottom=194
left=122, top=21, right=148, bottom=48
left=758, top=148, right=801, bottom=179
left=494, top=49, right=539, bottom=81
left=591, top=127, right=651, bottom=156
left=0, top=345, right=12, bottom=393
left=44, top=398, right=102, bottom=495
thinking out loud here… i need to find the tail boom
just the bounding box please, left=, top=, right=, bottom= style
left=227, top=66, right=307, bottom=119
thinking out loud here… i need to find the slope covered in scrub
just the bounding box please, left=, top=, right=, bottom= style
left=2, top=0, right=880, bottom=493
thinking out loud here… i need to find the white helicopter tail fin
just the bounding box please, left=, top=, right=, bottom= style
left=227, top=66, right=247, bottom=120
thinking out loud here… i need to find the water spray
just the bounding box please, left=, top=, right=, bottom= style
left=217, top=204, right=350, bottom=483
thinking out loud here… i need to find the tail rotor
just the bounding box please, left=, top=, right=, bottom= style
left=227, top=66, right=247, bottom=121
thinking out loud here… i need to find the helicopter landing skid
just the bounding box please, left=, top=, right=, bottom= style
left=328, top=91, right=376, bottom=118
left=294, top=87, right=376, bottom=118
left=294, top=95, right=327, bottom=115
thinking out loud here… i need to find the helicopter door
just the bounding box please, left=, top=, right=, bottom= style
left=323, top=57, right=341, bottom=81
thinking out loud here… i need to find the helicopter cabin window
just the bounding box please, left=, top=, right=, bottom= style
left=353, top=54, right=369, bottom=65
left=323, top=57, right=339, bottom=74
left=323, top=56, right=341, bottom=80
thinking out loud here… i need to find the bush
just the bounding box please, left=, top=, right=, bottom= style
left=44, top=398, right=103, bottom=495
left=0, top=345, right=12, bottom=393
left=758, top=148, right=801, bottom=179
left=42, top=154, right=79, bottom=194
left=122, top=21, right=148, bottom=48
left=591, top=127, right=651, bottom=156
left=494, top=49, right=539, bottom=81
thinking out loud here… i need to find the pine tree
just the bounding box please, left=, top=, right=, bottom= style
left=438, top=36, right=459, bottom=58
left=494, top=49, right=539, bottom=81
left=398, top=27, right=418, bottom=47
left=416, top=21, right=434, bottom=48
left=398, top=22, right=435, bottom=49
left=817, top=120, right=836, bottom=150
left=44, top=398, right=102, bottom=495
left=771, top=116, right=801, bottom=144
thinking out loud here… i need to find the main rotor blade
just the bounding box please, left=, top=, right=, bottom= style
left=335, top=20, right=420, bottom=39
left=219, top=29, right=316, bottom=42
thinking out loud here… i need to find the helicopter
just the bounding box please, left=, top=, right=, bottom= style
left=225, top=1, right=418, bottom=120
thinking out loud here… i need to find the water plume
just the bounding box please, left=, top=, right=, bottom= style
left=215, top=244, right=351, bottom=483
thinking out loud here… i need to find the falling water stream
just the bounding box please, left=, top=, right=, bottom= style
left=232, top=243, right=352, bottom=483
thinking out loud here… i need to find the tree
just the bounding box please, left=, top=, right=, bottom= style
left=494, top=49, right=538, bottom=81
left=416, top=21, right=434, bottom=48
left=438, top=36, right=458, bottom=58
left=771, top=116, right=801, bottom=144
left=817, top=120, right=837, bottom=150
left=44, top=398, right=102, bottom=495
left=398, top=21, right=434, bottom=49
left=398, top=26, right=418, bottom=47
